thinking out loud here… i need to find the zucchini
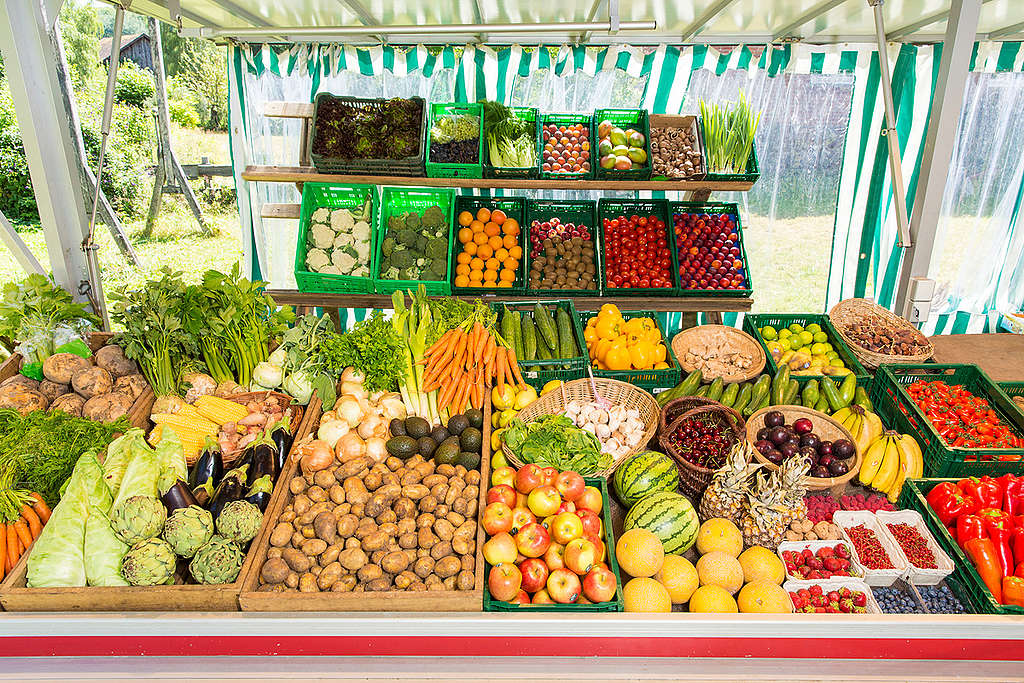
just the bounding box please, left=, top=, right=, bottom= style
left=749, top=374, right=771, bottom=409
left=820, top=376, right=844, bottom=413
left=509, top=311, right=524, bottom=361
left=732, top=382, right=753, bottom=413
left=500, top=306, right=515, bottom=345
left=801, top=380, right=820, bottom=409
left=534, top=303, right=558, bottom=351
left=771, top=365, right=790, bottom=406
left=521, top=314, right=538, bottom=361
left=720, top=382, right=739, bottom=408
left=814, top=396, right=830, bottom=413
left=555, top=308, right=577, bottom=359
left=679, top=369, right=703, bottom=396
left=839, top=373, right=857, bottom=407
left=744, top=390, right=770, bottom=417
left=706, top=377, right=724, bottom=402
left=783, top=378, right=800, bottom=405
left=695, top=384, right=710, bottom=398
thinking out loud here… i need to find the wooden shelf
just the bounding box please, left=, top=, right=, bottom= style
left=266, top=290, right=752, bottom=313
left=242, top=165, right=755, bottom=193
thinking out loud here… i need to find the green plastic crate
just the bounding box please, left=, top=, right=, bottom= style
left=871, top=364, right=1024, bottom=477
left=669, top=201, right=753, bottom=298
left=999, top=381, right=1024, bottom=401
left=373, top=187, right=456, bottom=295
left=577, top=309, right=682, bottom=390
left=493, top=299, right=588, bottom=391
left=450, top=195, right=527, bottom=295
left=483, top=476, right=624, bottom=612
left=900, top=479, right=1022, bottom=614
left=539, top=113, right=595, bottom=180
left=524, top=199, right=600, bottom=298
left=598, top=198, right=679, bottom=296
left=698, top=116, right=761, bottom=184
left=742, top=313, right=871, bottom=387
left=425, top=102, right=484, bottom=178
left=483, top=106, right=541, bottom=179
left=592, top=108, right=652, bottom=181
left=293, top=183, right=377, bottom=294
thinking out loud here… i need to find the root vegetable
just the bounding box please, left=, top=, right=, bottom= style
left=112, top=374, right=148, bottom=401
left=0, top=385, right=49, bottom=415
left=94, top=345, right=138, bottom=378
left=71, top=366, right=113, bottom=398
left=82, top=393, right=132, bottom=422
left=48, top=393, right=85, bottom=417
left=37, top=380, right=67, bottom=403
left=42, top=353, right=89, bottom=385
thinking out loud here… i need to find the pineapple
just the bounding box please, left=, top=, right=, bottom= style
left=700, top=440, right=757, bottom=525
left=777, top=456, right=810, bottom=528
left=740, top=471, right=788, bottom=549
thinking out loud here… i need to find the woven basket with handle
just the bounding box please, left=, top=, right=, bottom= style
left=501, top=378, right=659, bottom=477
left=828, top=298, right=934, bottom=370
left=207, top=390, right=303, bottom=467
left=657, top=397, right=746, bottom=499
left=670, top=325, right=765, bottom=383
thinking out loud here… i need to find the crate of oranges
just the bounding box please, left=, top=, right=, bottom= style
left=579, top=304, right=681, bottom=390
left=452, top=196, right=526, bottom=294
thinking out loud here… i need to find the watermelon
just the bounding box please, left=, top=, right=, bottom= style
left=612, top=450, right=680, bottom=507
left=624, top=491, right=698, bottom=555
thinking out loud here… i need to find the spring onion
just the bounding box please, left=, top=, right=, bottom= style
left=699, top=91, right=761, bottom=175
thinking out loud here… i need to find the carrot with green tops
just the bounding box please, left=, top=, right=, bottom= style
left=29, top=493, right=50, bottom=524
left=13, top=520, right=32, bottom=551
left=437, top=374, right=459, bottom=414
left=508, top=348, right=527, bottom=387
left=20, top=505, right=42, bottom=539
left=6, top=522, right=19, bottom=571
left=426, top=329, right=456, bottom=357
left=0, top=524, right=7, bottom=580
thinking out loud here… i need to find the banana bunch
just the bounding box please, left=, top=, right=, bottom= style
left=858, top=431, right=924, bottom=502
left=833, top=405, right=884, bottom=454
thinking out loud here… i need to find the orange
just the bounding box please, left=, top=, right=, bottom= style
left=497, top=280, right=513, bottom=288
left=454, top=274, right=470, bottom=287
left=509, top=245, right=523, bottom=259
left=473, top=232, right=487, bottom=246
left=502, top=234, right=518, bottom=249
left=737, top=582, right=792, bottom=613
left=505, top=258, right=519, bottom=271
left=486, top=257, right=500, bottom=271
left=495, top=247, right=510, bottom=262
left=688, top=585, right=738, bottom=613
left=499, top=268, right=516, bottom=283
left=470, top=220, right=485, bottom=234
left=458, top=227, right=473, bottom=244
left=469, top=270, right=484, bottom=283
left=458, top=210, right=473, bottom=227
left=483, top=280, right=497, bottom=288
left=477, top=244, right=493, bottom=260
left=456, top=251, right=471, bottom=264
left=502, top=218, right=520, bottom=235
left=463, top=242, right=478, bottom=256
left=491, top=209, right=507, bottom=225
left=615, top=528, right=664, bottom=578
left=484, top=221, right=500, bottom=237
left=488, top=235, right=503, bottom=251
left=483, top=270, right=498, bottom=283
left=470, top=257, right=484, bottom=271
left=476, top=207, right=491, bottom=223
left=696, top=551, right=744, bottom=595
left=654, top=555, right=699, bottom=604
left=455, top=264, right=470, bottom=277
left=622, top=577, right=672, bottom=613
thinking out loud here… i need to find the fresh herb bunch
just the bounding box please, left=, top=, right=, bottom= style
left=319, top=312, right=404, bottom=395
left=700, top=91, right=761, bottom=175
left=0, top=274, right=99, bottom=343
left=0, top=409, right=130, bottom=507
left=426, top=296, right=494, bottom=346
left=0, top=469, right=33, bottom=523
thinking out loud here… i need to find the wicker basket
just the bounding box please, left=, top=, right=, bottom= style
left=828, top=298, right=934, bottom=370
left=501, top=378, right=659, bottom=477
left=209, top=390, right=304, bottom=467
left=745, top=405, right=861, bottom=492
left=670, top=325, right=765, bottom=383
left=658, top=399, right=747, bottom=499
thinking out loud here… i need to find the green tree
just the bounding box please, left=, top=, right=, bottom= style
left=58, top=0, right=102, bottom=89
left=178, top=40, right=229, bottom=130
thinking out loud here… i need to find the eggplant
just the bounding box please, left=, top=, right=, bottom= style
left=245, top=474, right=274, bottom=512
left=209, top=464, right=248, bottom=519
left=269, top=415, right=293, bottom=472
left=247, top=431, right=278, bottom=488
left=162, top=479, right=200, bottom=513
left=189, top=437, right=224, bottom=490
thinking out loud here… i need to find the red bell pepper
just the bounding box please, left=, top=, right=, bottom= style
left=1017, top=562, right=1024, bottom=578
left=1012, top=515, right=1024, bottom=530
left=957, top=514, right=988, bottom=547
left=1001, top=576, right=1024, bottom=607
left=927, top=482, right=977, bottom=526
left=960, top=477, right=1003, bottom=509
left=965, top=537, right=1004, bottom=603
left=1012, top=527, right=1024, bottom=568
left=1004, top=474, right=1024, bottom=516
left=978, top=508, right=1015, bottom=576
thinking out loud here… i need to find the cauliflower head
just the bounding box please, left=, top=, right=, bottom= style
left=311, top=207, right=330, bottom=223
left=333, top=232, right=354, bottom=249
left=331, top=209, right=355, bottom=233
left=305, top=248, right=330, bottom=272
left=310, top=224, right=335, bottom=249
left=332, top=249, right=358, bottom=273
left=352, top=220, right=371, bottom=241
left=354, top=240, right=371, bottom=262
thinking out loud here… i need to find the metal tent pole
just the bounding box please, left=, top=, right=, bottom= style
left=0, top=209, right=45, bottom=276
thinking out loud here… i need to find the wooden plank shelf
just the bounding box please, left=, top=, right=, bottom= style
left=266, top=290, right=752, bottom=313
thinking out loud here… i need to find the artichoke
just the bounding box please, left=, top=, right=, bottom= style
left=111, top=495, right=167, bottom=545
left=121, top=538, right=177, bottom=586
left=163, top=505, right=215, bottom=558
left=216, top=500, right=263, bottom=545
left=190, top=535, right=245, bottom=585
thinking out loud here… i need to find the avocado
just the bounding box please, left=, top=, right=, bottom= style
left=433, top=436, right=461, bottom=465
left=390, top=418, right=407, bottom=437
left=404, top=416, right=431, bottom=439
left=457, top=451, right=481, bottom=470
left=417, top=436, right=438, bottom=459
left=464, top=408, right=484, bottom=430
left=447, top=413, right=470, bottom=436
left=385, top=435, right=419, bottom=460
left=430, top=425, right=450, bottom=444
left=459, top=426, right=482, bottom=453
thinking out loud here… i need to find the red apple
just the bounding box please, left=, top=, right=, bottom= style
left=564, top=537, right=599, bottom=575
left=577, top=595, right=593, bottom=605
left=519, top=558, right=550, bottom=593
left=532, top=588, right=555, bottom=604
left=541, top=514, right=556, bottom=530
left=546, top=568, right=582, bottom=603
left=527, top=485, right=562, bottom=518
left=486, top=484, right=516, bottom=508
left=515, top=522, right=551, bottom=558
left=586, top=533, right=606, bottom=563
left=491, top=466, right=516, bottom=488
left=550, top=511, right=585, bottom=545
left=544, top=541, right=566, bottom=571
left=488, top=564, right=522, bottom=602
left=515, top=464, right=545, bottom=494
left=514, top=492, right=529, bottom=509
left=576, top=509, right=603, bottom=537
left=510, top=507, right=537, bottom=534
left=482, top=532, right=517, bottom=565
left=556, top=500, right=577, bottom=515
left=481, top=501, right=513, bottom=536
left=576, top=485, right=603, bottom=514
left=555, top=471, right=585, bottom=501
left=541, top=466, right=559, bottom=488
left=510, top=590, right=531, bottom=605
left=582, top=566, right=617, bottom=603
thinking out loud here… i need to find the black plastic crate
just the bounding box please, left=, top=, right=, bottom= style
left=310, top=94, right=426, bottom=176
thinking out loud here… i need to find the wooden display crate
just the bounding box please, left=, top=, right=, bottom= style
left=0, top=392, right=323, bottom=612
left=239, top=402, right=491, bottom=612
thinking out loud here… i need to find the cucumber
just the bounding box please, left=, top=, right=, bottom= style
left=744, top=390, right=770, bottom=417
left=509, top=311, right=524, bottom=361
left=679, top=369, right=703, bottom=396
left=820, top=376, right=844, bottom=413
left=555, top=308, right=577, bottom=358
left=535, top=336, right=553, bottom=370
left=732, top=382, right=753, bottom=413
left=801, top=380, right=820, bottom=408
left=656, top=385, right=682, bottom=407
left=720, top=382, right=739, bottom=408
left=500, top=306, right=515, bottom=345
left=749, top=375, right=771, bottom=409
left=839, top=373, right=857, bottom=407
left=706, top=377, right=724, bottom=402
left=771, top=365, right=790, bottom=406
left=534, top=303, right=558, bottom=351
left=695, top=384, right=709, bottom=398
left=521, top=314, right=538, bottom=361
left=783, top=378, right=800, bottom=405
left=854, top=386, right=874, bottom=411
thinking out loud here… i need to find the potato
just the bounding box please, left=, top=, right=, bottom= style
left=0, top=383, right=48, bottom=415
left=336, top=514, right=358, bottom=538
left=260, top=558, right=290, bottom=584
left=289, top=477, right=307, bottom=495
left=42, top=353, right=90, bottom=385
left=381, top=551, right=410, bottom=575
left=430, top=541, right=453, bottom=561
left=433, top=518, right=455, bottom=541
left=285, top=572, right=300, bottom=589
left=320, top=544, right=341, bottom=567
left=317, top=562, right=343, bottom=591
left=94, top=344, right=137, bottom=378
left=71, top=366, right=113, bottom=398
left=460, top=554, right=475, bottom=574
left=451, top=535, right=473, bottom=557
left=82, top=393, right=132, bottom=422
left=270, top=523, right=293, bottom=547
left=111, top=374, right=148, bottom=401
left=338, top=547, right=368, bottom=571
left=37, top=380, right=68, bottom=403
left=413, top=556, right=435, bottom=579
left=301, top=538, right=328, bottom=556
left=357, top=564, right=383, bottom=583
left=282, top=548, right=312, bottom=573
left=456, top=570, right=476, bottom=590
left=298, top=573, right=318, bottom=592
left=314, top=511, right=338, bottom=544
left=394, top=571, right=415, bottom=589
left=435, top=556, right=461, bottom=579
left=398, top=532, right=418, bottom=549
left=48, top=393, right=86, bottom=417
left=307, top=485, right=327, bottom=503
left=361, top=531, right=388, bottom=552
left=332, top=575, right=357, bottom=592
left=366, top=577, right=392, bottom=592
left=267, top=547, right=283, bottom=560
left=0, top=374, right=37, bottom=390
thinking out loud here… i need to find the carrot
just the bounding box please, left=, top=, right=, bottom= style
left=508, top=348, right=527, bottom=387
left=426, top=329, right=456, bottom=357
left=473, top=380, right=484, bottom=411
left=13, top=520, right=32, bottom=550
left=495, top=347, right=508, bottom=391
left=471, top=323, right=484, bottom=363
left=29, top=493, right=51, bottom=524
left=454, top=375, right=471, bottom=414
left=438, top=372, right=461, bottom=413
left=20, top=506, right=42, bottom=539
left=6, top=522, right=18, bottom=571
left=0, top=524, right=6, bottom=580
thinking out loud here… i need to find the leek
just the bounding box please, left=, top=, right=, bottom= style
left=700, top=90, right=761, bottom=175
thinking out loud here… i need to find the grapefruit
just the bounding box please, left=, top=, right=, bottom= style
left=654, top=555, right=699, bottom=604
left=688, top=585, right=738, bottom=613
left=622, top=577, right=672, bottom=613
left=615, top=528, right=665, bottom=578
left=695, top=518, right=743, bottom=557
left=738, top=581, right=793, bottom=613
left=695, top=550, right=744, bottom=595
left=738, top=546, right=785, bottom=585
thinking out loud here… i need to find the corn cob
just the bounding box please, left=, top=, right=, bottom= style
left=194, top=395, right=249, bottom=425
left=173, top=402, right=203, bottom=420
left=148, top=423, right=212, bottom=453
left=150, top=413, right=219, bottom=436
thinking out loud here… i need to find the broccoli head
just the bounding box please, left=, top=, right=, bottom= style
left=424, top=260, right=447, bottom=281
left=381, top=236, right=396, bottom=257
left=414, top=234, right=428, bottom=253
left=425, top=237, right=448, bottom=260
left=388, top=215, right=403, bottom=231
left=391, top=249, right=414, bottom=269
left=404, top=212, right=421, bottom=230
left=421, top=205, right=444, bottom=229
left=395, top=229, right=418, bottom=247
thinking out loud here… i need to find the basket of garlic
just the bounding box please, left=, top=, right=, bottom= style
left=502, top=378, right=659, bottom=477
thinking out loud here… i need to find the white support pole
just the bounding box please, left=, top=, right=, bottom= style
left=893, top=0, right=982, bottom=316
left=0, top=209, right=45, bottom=276
left=0, top=0, right=102, bottom=310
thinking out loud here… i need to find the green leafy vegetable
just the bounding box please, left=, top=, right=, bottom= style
left=84, top=503, right=129, bottom=586
left=503, top=415, right=609, bottom=475
left=0, top=274, right=99, bottom=345
left=480, top=100, right=536, bottom=168
left=700, top=91, right=761, bottom=175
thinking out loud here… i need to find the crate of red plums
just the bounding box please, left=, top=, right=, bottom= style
left=669, top=201, right=753, bottom=297
left=597, top=198, right=679, bottom=295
